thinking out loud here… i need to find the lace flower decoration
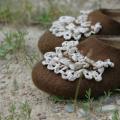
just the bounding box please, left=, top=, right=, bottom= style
left=42, top=41, right=114, bottom=82
left=49, top=10, right=102, bottom=41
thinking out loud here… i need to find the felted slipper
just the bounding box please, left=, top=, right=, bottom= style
left=32, top=36, right=120, bottom=98
left=38, top=9, right=120, bottom=54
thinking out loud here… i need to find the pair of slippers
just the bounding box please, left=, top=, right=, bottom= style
left=32, top=9, right=120, bottom=99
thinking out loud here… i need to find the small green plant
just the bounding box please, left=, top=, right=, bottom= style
left=19, top=101, right=31, bottom=120
left=99, top=90, right=112, bottom=105
left=13, top=79, right=19, bottom=91
left=0, top=0, right=72, bottom=26
left=23, top=51, right=40, bottom=68
left=112, top=110, right=120, bottom=120
left=49, top=95, right=65, bottom=103
left=100, top=91, right=112, bottom=106
left=0, top=31, right=26, bottom=58
left=104, top=91, right=112, bottom=98
left=35, top=10, right=53, bottom=26
left=32, top=0, right=65, bottom=28
left=0, top=6, right=13, bottom=23
left=85, top=88, right=92, bottom=101
left=1, top=101, right=31, bottom=120
left=0, top=0, right=33, bottom=25
left=82, top=88, right=94, bottom=111
left=33, top=8, right=63, bottom=28
left=7, top=104, right=16, bottom=120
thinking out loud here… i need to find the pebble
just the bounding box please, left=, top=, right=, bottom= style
left=77, top=108, right=87, bottom=118
left=116, top=99, right=120, bottom=105
left=100, top=105, right=117, bottom=112
left=0, top=80, right=6, bottom=83
left=65, top=103, right=74, bottom=113
left=52, top=106, right=60, bottom=113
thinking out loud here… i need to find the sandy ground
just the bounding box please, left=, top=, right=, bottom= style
left=0, top=0, right=120, bottom=119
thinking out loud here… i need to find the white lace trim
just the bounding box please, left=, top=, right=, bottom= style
left=49, top=10, right=102, bottom=41
left=42, top=41, right=114, bottom=82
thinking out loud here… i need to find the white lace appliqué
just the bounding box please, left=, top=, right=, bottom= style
left=49, top=10, right=102, bottom=41
left=42, top=41, right=114, bottom=82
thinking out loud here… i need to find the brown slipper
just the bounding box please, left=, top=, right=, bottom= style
left=32, top=36, right=120, bottom=98
left=38, top=9, right=120, bottom=54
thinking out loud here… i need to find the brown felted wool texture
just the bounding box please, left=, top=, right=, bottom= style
left=38, top=31, right=64, bottom=53
left=38, top=9, right=120, bottom=54
left=32, top=36, right=120, bottom=98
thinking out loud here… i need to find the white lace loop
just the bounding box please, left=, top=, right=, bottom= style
left=42, top=41, right=114, bottom=82
left=49, top=10, right=102, bottom=41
